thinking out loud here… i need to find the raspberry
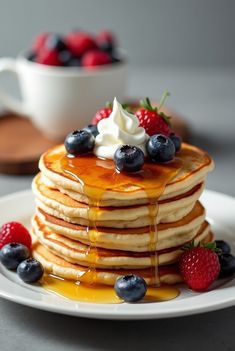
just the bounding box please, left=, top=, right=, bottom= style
left=135, top=93, right=172, bottom=136
left=81, top=50, right=111, bottom=68
left=96, top=30, right=116, bottom=45
left=91, top=106, right=112, bottom=125
left=65, top=32, right=97, bottom=57
left=96, top=30, right=116, bottom=53
left=0, top=222, right=31, bottom=250
left=179, top=243, right=220, bottom=291
left=32, top=32, right=50, bottom=53
left=36, top=49, right=61, bottom=66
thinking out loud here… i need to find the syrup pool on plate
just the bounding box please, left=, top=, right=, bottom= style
left=41, top=274, right=180, bottom=304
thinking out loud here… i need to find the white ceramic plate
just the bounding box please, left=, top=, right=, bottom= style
left=0, top=189, right=235, bottom=320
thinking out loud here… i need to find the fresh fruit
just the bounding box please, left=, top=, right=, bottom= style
left=66, top=57, right=81, bottom=67
left=30, top=30, right=122, bottom=68
left=114, top=274, right=147, bottom=302
left=170, top=133, right=182, bottom=152
left=0, top=222, right=31, bottom=249
left=110, top=51, right=121, bottom=63
left=135, top=93, right=172, bottom=136
left=114, top=145, right=145, bottom=173
left=83, top=124, right=99, bottom=137
left=17, top=258, right=44, bottom=283
left=81, top=49, right=112, bottom=68
left=65, top=130, right=95, bottom=155
left=215, top=240, right=231, bottom=254
left=58, top=50, right=75, bottom=66
left=179, top=242, right=220, bottom=291
left=32, top=32, right=49, bottom=53
left=66, top=31, right=97, bottom=57
left=26, top=51, right=36, bottom=62
left=218, top=253, right=235, bottom=278
left=36, top=49, right=61, bottom=66
left=96, top=30, right=116, bottom=53
left=146, top=134, right=175, bottom=163
left=0, top=243, right=30, bottom=270
left=92, top=105, right=112, bottom=125
left=45, top=34, right=67, bottom=51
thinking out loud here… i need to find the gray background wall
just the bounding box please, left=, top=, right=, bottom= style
left=0, top=0, right=234, bottom=67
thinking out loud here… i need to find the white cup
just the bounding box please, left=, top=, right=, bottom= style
left=0, top=53, right=127, bottom=140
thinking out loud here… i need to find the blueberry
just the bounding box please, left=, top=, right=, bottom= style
left=83, top=124, right=99, bottom=137
left=58, top=50, right=74, bottom=66
left=65, top=130, right=95, bottom=155
left=110, top=51, right=122, bottom=64
left=170, top=133, right=182, bottom=152
left=45, top=34, right=67, bottom=51
left=17, top=258, right=44, bottom=283
left=215, top=240, right=231, bottom=254
left=114, top=145, right=145, bottom=173
left=114, top=274, right=147, bottom=302
left=219, top=253, right=235, bottom=278
left=98, top=41, right=114, bottom=53
left=66, top=58, right=81, bottom=67
left=0, top=243, right=30, bottom=270
left=146, top=134, right=175, bottom=162
left=26, top=51, right=36, bottom=62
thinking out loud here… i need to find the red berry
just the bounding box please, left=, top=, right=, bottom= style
left=96, top=30, right=116, bottom=45
left=135, top=97, right=171, bottom=136
left=135, top=108, right=171, bottom=136
left=81, top=50, right=112, bottom=68
left=0, top=222, right=31, bottom=250
left=33, top=32, right=50, bottom=53
left=65, top=32, right=97, bottom=57
left=92, top=106, right=112, bottom=125
left=179, top=246, right=220, bottom=291
left=36, top=49, right=61, bottom=66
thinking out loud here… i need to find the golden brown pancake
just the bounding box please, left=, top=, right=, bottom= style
left=32, top=231, right=214, bottom=286
left=34, top=201, right=206, bottom=252
left=32, top=217, right=210, bottom=268
left=39, top=143, right=214, bottom=205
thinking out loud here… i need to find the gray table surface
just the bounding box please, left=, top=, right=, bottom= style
left=0, top=66, right=235, bottom=351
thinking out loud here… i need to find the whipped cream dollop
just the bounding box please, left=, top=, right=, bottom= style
left=94, top=98, right=148, bottom=159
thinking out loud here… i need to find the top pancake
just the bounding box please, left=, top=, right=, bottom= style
left=39, top=143, right=214, bottom=206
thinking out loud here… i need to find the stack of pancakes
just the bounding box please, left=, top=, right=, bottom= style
left=31, top=143, right=214, bottom=286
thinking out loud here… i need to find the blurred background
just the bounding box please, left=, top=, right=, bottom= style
left=0, top=0, right=234, bottom=67
left=0, top=0, right=234, bottom=194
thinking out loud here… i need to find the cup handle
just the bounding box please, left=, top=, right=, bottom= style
left=0, top=58, right=30, bottom=116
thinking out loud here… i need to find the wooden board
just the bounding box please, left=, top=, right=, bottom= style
left=0, top=114, right=56, bottom=175
left=0, top=109, right=190, bottom=175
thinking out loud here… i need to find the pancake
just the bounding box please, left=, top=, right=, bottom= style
left=32, top=173, right=204, bottom=228
left=32, top=231, right=214, bottom=286
left=32, top=211, right=210, bottom=268
left=39, top=143, right=214, bottom=205
left=31, top=139, right=214, bottom=288
left=34, top=201, right=206, bottom=252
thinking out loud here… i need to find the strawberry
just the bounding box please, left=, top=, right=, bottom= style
left=81, top=49, right=111, bottom=68
left=65, top=31, right=97, bottom=57
left=92, top=103, right=112, bottom=125
left=135, top=92, right=172, bottom=136
left=179, top=241, right=221, bottom=291
left=36, top=49, right=61, bottom=66
left=0, top=222, right=31, bottom=249
left=32, top=32, right=50, bottom=53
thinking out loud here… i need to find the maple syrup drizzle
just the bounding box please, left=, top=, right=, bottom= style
left=41, top=153, right=183, bottom=302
